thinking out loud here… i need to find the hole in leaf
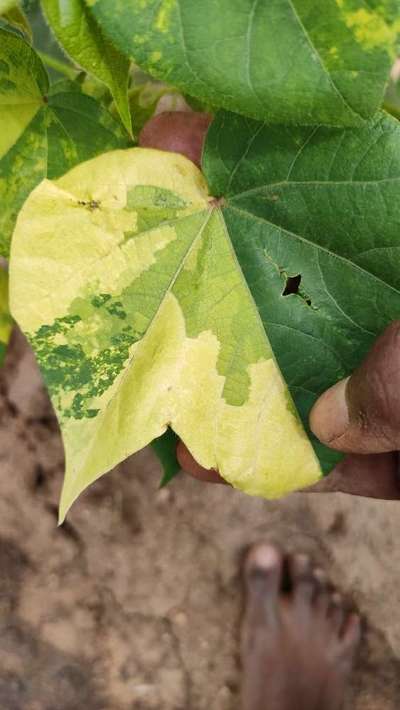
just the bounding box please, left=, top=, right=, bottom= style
left=282, top=273, right=313, bottom=307
left=282, top=274, right=302, bottom=296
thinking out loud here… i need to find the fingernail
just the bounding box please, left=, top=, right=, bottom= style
left=310, top=377, right=350, bottom=445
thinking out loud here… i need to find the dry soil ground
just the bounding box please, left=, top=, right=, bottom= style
left=1, top=330, right=400, bottom=710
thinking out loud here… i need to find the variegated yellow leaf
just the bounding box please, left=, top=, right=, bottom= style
left=9, top=147, right=322, bottom=520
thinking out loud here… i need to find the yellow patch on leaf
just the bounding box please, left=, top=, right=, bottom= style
left=344, top=8, right=399, bottom=51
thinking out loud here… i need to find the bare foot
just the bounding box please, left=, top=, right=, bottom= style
left=241, top=544, right=361, bottom=710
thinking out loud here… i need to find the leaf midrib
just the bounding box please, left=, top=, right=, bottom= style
left=227, top=175, right=400, bottom=199
left=226, top=201, right=400, bottom=298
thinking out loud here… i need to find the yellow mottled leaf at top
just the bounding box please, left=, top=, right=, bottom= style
left=9, top=148, right=322, bottom=521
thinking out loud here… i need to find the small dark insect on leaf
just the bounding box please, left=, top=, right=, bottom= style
left=77, top=199, right=100, bottom=211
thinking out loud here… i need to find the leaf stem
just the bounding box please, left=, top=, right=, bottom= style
left=37, top=51, right=77, bottom=80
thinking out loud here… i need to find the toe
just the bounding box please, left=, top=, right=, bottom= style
left=313, top=577, right=331, bottom=618
left=313, top=567, right=329, bottom=613
left=329, top=593, right=345, bottom=634
left=290, top=554, right=316, bottom=608
left=314, top=567, right=328, bottom=589
left=341, top=612, right=362, bottom=652
left=315, top=591, right=330, bottom=618
left=244, top=544, right=283, bottom=620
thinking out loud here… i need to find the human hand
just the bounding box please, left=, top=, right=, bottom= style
left=140, top=110, right=400, bottom=501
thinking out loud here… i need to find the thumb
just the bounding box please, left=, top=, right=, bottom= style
left=310, top=321, right=400, bottom=454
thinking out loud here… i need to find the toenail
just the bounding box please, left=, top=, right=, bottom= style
left=314, top=568, right=327, bottom=584
left=331, top=593, right=342, bottom=606
left=248, top=544, right=280, bottom=572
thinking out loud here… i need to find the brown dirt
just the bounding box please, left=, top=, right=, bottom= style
left=1, top=330, right=400, bottom=709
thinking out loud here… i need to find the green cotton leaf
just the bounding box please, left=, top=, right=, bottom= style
left=9, top=111, right=400, bottom=520
left=0, top=25, right=129, bottom=257
left=49, top=77, right=82, bottom=94
left=0, top=267, right=12, bottom=366
left=45, top=91, right=130, bottom=177
left=41, top=0, right=131, bottom=134
left=2, top=5, right=32, bottom=38
left=128, top=81, right=179, bottom=136
left=152, top=429, right=180, bottom=488
left=50, top=74, right=110, bottom=102
left=88, top=0, right=398, bottom=127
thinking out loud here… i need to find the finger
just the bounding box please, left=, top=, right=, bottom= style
left=310, top=321, right=400, bottom=453
left=178, top=443, right=400, bottom=499
left=176, top=441, right=227, bottom=484
left=139, top=111, right=213, bottom=167
left=306, top=452, right=400, bottom=500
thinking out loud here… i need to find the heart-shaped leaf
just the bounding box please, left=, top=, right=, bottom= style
left=10, top=111, right=400, bottom=519
left=41, top=0, right=132, bottom=135
left=87, top=0, right=398, bottom=126
left=0, top=26, right=129, bottom=256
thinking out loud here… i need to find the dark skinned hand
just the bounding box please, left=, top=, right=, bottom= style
left=140, top=111, right=400, bottom=501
